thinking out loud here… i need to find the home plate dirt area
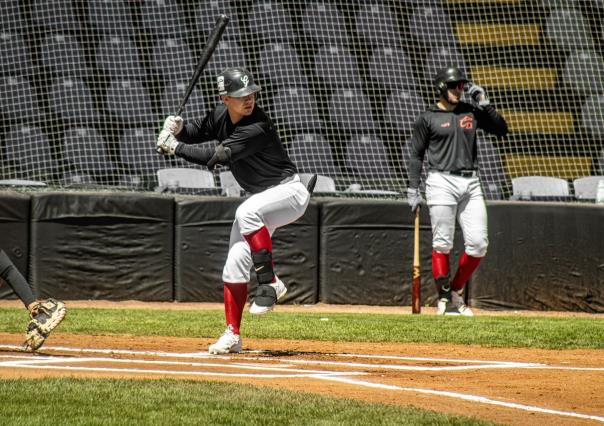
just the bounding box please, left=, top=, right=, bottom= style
left=0, top=331, right=603, bottom=426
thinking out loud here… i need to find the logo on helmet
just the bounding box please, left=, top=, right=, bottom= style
left=217, top=76, right=225, bottom=93
left=240, top=75, right=249, bottom=88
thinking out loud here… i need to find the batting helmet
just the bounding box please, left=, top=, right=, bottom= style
left=434, top=67, right=468, bottom=94
left=217, top=67, right=261, bottom=97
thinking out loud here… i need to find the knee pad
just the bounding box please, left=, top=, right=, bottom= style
left=251, top=249, right=275, bottom=284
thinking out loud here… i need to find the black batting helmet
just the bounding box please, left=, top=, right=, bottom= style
left=434, top=67, right=468, bottom=94
left=217, top=67, right=261, bottom=97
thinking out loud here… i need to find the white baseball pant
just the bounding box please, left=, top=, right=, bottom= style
left=222, top=175, right=310, bottom=283
left=425, top=171, right=488, bottom=257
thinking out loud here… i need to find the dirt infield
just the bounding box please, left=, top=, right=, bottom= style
left=1, top=302, right=603, bottom=425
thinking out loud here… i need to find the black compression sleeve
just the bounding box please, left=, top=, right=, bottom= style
left=175, top=143, right=215, bottom=167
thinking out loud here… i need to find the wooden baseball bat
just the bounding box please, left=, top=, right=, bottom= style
left=156, top=14, right=229, bottom=153
left=412, top=207, right=421, bottom=314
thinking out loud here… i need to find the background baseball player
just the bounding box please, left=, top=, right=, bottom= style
left=0, top=249, right=66, bottom=350
left=407, top=67, right=508, bottom=316
left=157, top=67, right=311, bottom=354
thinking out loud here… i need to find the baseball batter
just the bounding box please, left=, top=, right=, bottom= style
left=407, top=67, right=508, bottom=316
left=0, top=249, right=66, bottom=350
left=157, top=67, right=310, bottom=354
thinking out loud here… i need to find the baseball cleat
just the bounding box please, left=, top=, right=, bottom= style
left=22, top=298, right=66, bottom=352
left=249, top=279, right=287, bottom=315
left=452, top=290, right=474, bottom=317
left=208, top=326, right=242, bottom=354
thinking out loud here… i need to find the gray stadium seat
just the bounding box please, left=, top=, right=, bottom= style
left=39, top=33, right=92, bottom=79
left=288, top=133, right=338, bottom=176
left=96, top=36, right=146, bottom=80
left=511, top=176, right=570, bottom=200
left=259, top=43, right=308, bottom=89
left=580, top=94, right=604, bottom=138
left=0, top=76, right=45, bottom=124
left=545, top=8, right=595, bottom=52
left=119, top=127, right=174, bottom=174
left=424, top=47, right=468, bottom=86
left=106, top=79, right=157, bottom=127
left=563, top=51, right=604, bottom=95
left=203, top=41, right=247, bottom=77
left=367, top=47, right=417, bottom=93
left=160, top=80, right=206, bottom=120
left=0, top=0, right=24, bottom=33
left=314, top=45, right=362, bottom=89
left=383, top=90, right=426, bottom=133
left=30, top=0, right=82, bottom=33
left=218, top=170, right=244, bottom=197
left=271, top=87, right=322, bottom=132
left=62, top=127, right=115, bottom=175
left=156, top=168, right=216, bottom=192
left=0, top=33, right=33, bottom=77
left=573, top=176, right=603, bottom=201
left=151, top=38, right=196, bottom=84
left=3, top=126, right=59, bottom=181
left=141, top=0, right=189, bottom=39
left=193, top=1, right=242, bottom=42
left=50, top=78, right=101, bottom=125
left=329, top=89, right=375, bottom=132
left=299, top=173, right=337, bottom=193
left=409, top=5, right=457, bottom=47
left=89, top=0, right=136, bottom=36
left=355, top=2, right=401, bottom=47
left=345, top=134, right=395, bottom=180
left=301, top=2, right=350, bottom=45
left=248, top=2, right=296, bottom=43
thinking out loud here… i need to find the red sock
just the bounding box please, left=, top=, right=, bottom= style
left=451, top=252, right=482, bottom=291
left=432, top=250, right=450, bottom=280
left=243, top=226, right=272, bottom=253
left=224, top=282, right=248, bottom=334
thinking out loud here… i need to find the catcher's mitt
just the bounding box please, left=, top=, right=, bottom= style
left=23, top=298, right=66, bottom=352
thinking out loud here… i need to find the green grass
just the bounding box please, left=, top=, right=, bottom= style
left=1, top=307, right=603, bottom=349
left=0, top=378, right=497, bottom=426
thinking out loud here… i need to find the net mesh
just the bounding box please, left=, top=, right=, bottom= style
left=0, top=0, right=602, bottom=199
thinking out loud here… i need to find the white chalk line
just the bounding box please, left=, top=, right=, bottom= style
left=314, top=375, right=604, bottom=423
left=1, top=344, right=602, bottom=422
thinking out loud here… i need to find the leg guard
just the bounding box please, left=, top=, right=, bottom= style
left=435, top=275, right=452, bottom=301
left=251, top=249, right=275, bottom=284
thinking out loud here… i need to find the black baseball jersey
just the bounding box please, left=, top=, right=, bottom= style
left=174, top=103, right=297, bottom=194
left=407, top=102, right=508, bottom=188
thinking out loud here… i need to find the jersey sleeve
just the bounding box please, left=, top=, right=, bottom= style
left=476, top=105, right=508, bottom=137
left=174, top=143, right=214, bottom=166
left=407, top=114, right=430, bottom=189
left=222, top=122, right=271, bottom=161
left=175, top=109, right=217, bottom=143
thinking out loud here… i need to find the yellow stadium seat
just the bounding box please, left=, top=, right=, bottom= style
left=504, top=155, right=593, bottom=180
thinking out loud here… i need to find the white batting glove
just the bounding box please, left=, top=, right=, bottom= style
left=407, top=187, right=425, bottom=214
left=467, top=84, right=490, bottom=107
left=156, top=130, right=179, bottom=155
left=162, top=115, right=183, bottom=135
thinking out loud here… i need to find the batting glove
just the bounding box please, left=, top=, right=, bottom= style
left=156, top=130, right=179, bottom=155
left=467, top=84, right=490, bottom=107
left=407, top=187, right=425, bottom=214
left=163, top=115, right=184, bottom=135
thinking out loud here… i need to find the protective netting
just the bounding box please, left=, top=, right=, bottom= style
left=0, top=0, right=602, bottom=200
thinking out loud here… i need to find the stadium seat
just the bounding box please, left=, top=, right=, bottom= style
left=151, top=38, right=197, bottom=84
left=258, top=43, right=308, bottom=89
left=409, top=5, right=457, bottom=47
left=30, top=0, right=82, bottom=33
left=0, top=33, right=33, bottom=77
left=218, top=170, right=244, bottom=197
left=160, top=80, right=206, bottom=120
left=156, top=168, right=217, bottom=193
left=299, top=172, right=337, bottom=193
left=580, top=94, right=604, bottom=138
left=366, top=47, right=417, bottom=93
left=60, top=172, right=97, bottom=187
left=96, top=36, right=146, bottom=80
left=89, top=0, right=136, bottom=36
left=50, top=78, right=101, bottom=125
left=270, top=87, right=323, bottom=132
left=288, top=133, right=338, bottom=176
left=62, top=127, right=115, bottom=176
left=383, top=90, right=426, bottom=133
left=544, top=8, right=595, bottom=52
left=301, top=2, right=350, bottom=45
left=0, top=76, right=45, bottom=124
left=140, top=0, right=189, bottom=39
left=599, top=150, right=604, bottom=175
left=0, top=0, right=24, bottom=33
left=314, top=45, right=362, bottom=89
left=203, top=41, right=247, bottom=77
left=106, top=79, right=157, bottom=127
left=39, top=33, right=92, bottom=79
left=355, top=2, right=401, bottom=47
left=248, top=2, right=296, bottom=43
left=511, top=176, right=571, bottom=200
left=193, top=0, right=242, bottom=42
left=329, top=89, right=375, bottom=132
left=424, top=47, right=468, bottom=86
left=119, top=127, right=174, bottom=174
left=3, top=126, right=59, bottom=181
left=563, top=51, right=604, bottom=95
left=345, top=134, right=395, bottom=180
left=573, top=176, right=603, bottom=201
